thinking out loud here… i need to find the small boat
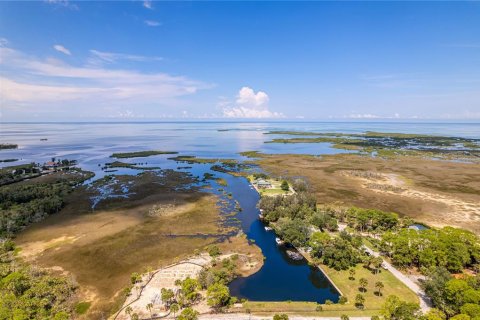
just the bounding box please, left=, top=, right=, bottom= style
left=286, top=250, right=304, bottom=261
left=264, top=226, right=273, bottom=231
left=275, top=237, right=284, bottom=245
left=258, top=213, right=264, bottom=219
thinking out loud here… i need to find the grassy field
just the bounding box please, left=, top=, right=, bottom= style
left=15, top=172, right=228, bottom=319
left=321, top=264, right=419, bottom=310
left=241, top=262, right=418, bottom=317
left=243, top=301, right=380, bottom=317
left=254, top=153, right=480, bottom=234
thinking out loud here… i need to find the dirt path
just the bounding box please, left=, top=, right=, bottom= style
left=362, top=246, right=431, bottom=313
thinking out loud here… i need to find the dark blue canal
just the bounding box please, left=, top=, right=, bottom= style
left=226, top=174, right=339, bottom=303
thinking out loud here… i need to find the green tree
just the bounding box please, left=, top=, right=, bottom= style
left=180, top=278, right=200, bottom=305
left=449, top=315, right=471, bottom=320
left=355, top=294, right=365, bottom=309
left=460, top=303, right=480, bottom=318
left=349, top=268, right=356, bottom=280
left=373, top=257, right=383, bottom=274
left=131, top=272, right=141, bottom=284
left=177, top=307, right=199, bottom=320
left=359, top=278, right=368, bottom=292
left=170, top=303, right=180, bottom=318
left=421, top=308, right=446, bottom=320
left=375, top=281, right=384, bottom=296
left=146, top=303, right=153, bottom=318
left=208, top=245, right=221, bottom=257
left=341, top=315, right=349, bottom=320
left=206, top=283, right=231, bottom=310
left=161, top=288, right=175, bottom=308
left=381, top=295, right=421, bottom=320
left=280, top=180, right=289, bottom=192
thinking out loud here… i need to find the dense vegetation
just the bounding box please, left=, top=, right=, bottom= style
left=259, top=177, right=480, bottom=318
left=0, top=169, right=93, bottom=237
left=0, top=163, right=41, bottom=186
left=380, top=227, right=480, bottom=273
left=422, top=268, right=480, bottom=319
left=0, top=240, right=77, bottom=319
left=259, top=191, right=367, bottom=270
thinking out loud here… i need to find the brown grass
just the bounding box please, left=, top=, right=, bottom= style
left=255, top=153, right=480, bottom=234
left=15, top=172, right=227, bottom=319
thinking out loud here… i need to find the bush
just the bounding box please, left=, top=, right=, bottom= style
left=339, top=296, right=348, bottom=304
left=208, top=245, right=221, bottom=257
left=341, top=315, right=349, bottom=320
left=273, top=314, right=289, bottom=320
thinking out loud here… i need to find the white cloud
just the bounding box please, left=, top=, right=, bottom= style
left=89, top=49, right=162, bottom=65
left=144, top=20, right=161, bottom=27
left=222, top=86, right=284, bottom=118
left=0, top=45, right=212, bottom=110
left=53, top=44, right=71, bottom=56
left=0, top=38, right=9, bottom=47
left=143, top=0, right=153, bottom=9
left=44, top=0, right=78, bottom=10
left=347, top=113, right=381, bottom=119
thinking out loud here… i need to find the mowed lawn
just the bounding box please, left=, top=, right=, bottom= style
left=243, top=264, right=418, bottom=317
left=321, top=263, right=419, bottom=313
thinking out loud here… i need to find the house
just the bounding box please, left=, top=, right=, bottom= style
left=45, top=161, right=57, bottom=168
left=256, top=179, right=272, bottom=189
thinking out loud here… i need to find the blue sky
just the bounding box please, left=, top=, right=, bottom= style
left=0, top=1, right=479, bottom=121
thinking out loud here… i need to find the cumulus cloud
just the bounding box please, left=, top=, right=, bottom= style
left=53, top=44, right=71, bottom=55
left=144, top=20, right=161, bottom=27
left=0, top=45, right=212, bottom=109
left=222, top=87, right=284, bottom=118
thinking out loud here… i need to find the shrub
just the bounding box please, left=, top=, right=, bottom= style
left=339, top=296, right=348, bottom=304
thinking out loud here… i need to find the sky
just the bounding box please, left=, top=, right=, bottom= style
left=0, top=1, right=480, bottom=121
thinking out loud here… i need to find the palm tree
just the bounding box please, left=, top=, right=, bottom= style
left=125, top=306, right=133, bottom=317
left=170, top=303, right=179, bottom=319
left=373, top=257, right=383, bottom=274
left=375, top=281, right=384, bottom=296
left=349, top=268, right=356, bottom=280
left=146, top=303, right=153, bottom=318
left=355, top=294, right=365, bottom=309
left=359, top=278, right=368, bottom=292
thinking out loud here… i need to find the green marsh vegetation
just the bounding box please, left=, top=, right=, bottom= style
left=110, top=150, right=178, bottom=158
left=103, top=161, right=161, bottom=171
left=14, top=170, right=228, bottom=318
left=265, top=131, right=480, bottom=159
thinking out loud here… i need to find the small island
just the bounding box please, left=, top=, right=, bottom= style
left=110, top=150, right=178, bottom=158
left=0, top=143, right=18, bottom=150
